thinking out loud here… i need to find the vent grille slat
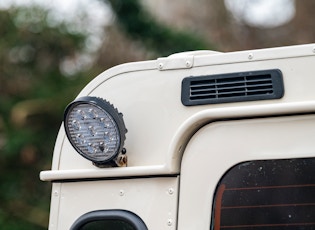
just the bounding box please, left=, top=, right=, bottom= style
left=190, top=78, right=273, bottom=88
left=181, top=69, right=284, bottom=106
left=191, top=83, right=273, bottom=93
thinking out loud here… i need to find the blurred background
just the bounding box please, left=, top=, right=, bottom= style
left=0, top=0, right=314, bottom=229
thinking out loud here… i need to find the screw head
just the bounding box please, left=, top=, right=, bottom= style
left=167, top=219, right=172, bottom=226
left=185, top=60, right=192, bottom=68
left=53, top=190, right=59, bottom=197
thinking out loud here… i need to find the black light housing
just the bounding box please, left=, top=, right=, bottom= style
left=64, top=96, right=127, bottom=166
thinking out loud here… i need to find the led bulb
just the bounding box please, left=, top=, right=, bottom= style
left=64, top=97, right=127, bottom=166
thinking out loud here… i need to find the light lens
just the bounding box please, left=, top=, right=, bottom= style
left=64, top=97, right=126, bottom=165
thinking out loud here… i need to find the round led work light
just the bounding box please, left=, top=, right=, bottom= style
left=64, top=96, right=127, bottom=166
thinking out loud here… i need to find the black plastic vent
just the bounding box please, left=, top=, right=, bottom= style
left=181, top=69, right=284, bottom=106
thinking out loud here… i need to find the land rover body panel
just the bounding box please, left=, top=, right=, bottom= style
left=49, top=177, right=179, bottom=230
left=179, top=115, right=315, bottom=229
left=40, top=44, right=315, bottom=230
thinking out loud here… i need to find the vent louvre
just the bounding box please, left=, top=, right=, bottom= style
left=182, top=69, right=284, bottom=106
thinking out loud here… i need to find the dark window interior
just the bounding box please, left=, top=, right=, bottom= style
left=71, top=210, right=147, bottom=230
left=212, top=158, right=315, bottom=230
left=80, top=219, right=135, bottom=230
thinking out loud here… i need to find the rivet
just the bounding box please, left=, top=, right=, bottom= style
left=119, top=190, right=125, bottom=196
left=168, top=188, right=174, bottom=195
left=312, top=47, right=315, bottom=53
left=158, top=63, right=164, bottom=70
left=248, top=53, right=254, bottom=60
left=167, top=219, right=172, bottom=226
left=185, top=60, right=191, bottom=67
left=53, top=190, right=59, bottom=197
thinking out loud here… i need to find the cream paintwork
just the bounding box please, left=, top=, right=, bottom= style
left=50, top=177, right=179, bottom=230
left=40, top=43, right=315, bottom=181
left=178, top=115, right=315, bottom=229
left=40, top=44, right=315, bottom=230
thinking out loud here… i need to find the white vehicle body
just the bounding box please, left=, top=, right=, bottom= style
left=41, top=44, right=315, bottom=230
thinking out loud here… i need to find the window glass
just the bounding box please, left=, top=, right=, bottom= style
left=212, top=158, right=315, bottom=230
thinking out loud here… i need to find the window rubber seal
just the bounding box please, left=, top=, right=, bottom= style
left=70, top=209, right=148, bottom=230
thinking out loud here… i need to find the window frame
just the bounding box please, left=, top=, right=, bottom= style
left=211, top=157, right=315, bottom=230
left=70, top=209, right=148, bottom=230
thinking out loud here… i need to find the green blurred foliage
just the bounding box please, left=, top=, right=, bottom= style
left=108, top=0, right=211, bottom=56
left=0, top=5, right=91, bottom=229
left=0, top=1, right=210, bottom=229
